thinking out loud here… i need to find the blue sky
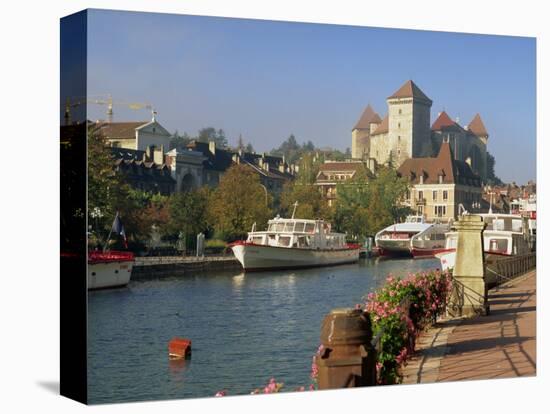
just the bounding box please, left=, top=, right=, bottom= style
left=86, top=9, right=536, bottom=184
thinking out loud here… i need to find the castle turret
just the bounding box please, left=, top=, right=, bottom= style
left=351, top=104, right=381, bottom=159
left=467, top=113, right=489, bottom=181
left=467, top=113, right=489, bottom=145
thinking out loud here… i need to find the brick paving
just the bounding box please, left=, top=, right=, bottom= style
left=402, top=270, right=536, bottom=384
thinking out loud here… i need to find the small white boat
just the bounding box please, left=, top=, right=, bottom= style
left=88, top=251, right=134, bottom=290
left=375, top=215, right=450, bottom=257
left=229, top=205, right=359, bottom=271
left=435, top=213, right=531, bottom=271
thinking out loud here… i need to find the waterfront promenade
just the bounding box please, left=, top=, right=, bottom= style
left=403, top=269, right=536, bottom=383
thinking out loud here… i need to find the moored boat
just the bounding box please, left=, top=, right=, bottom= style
left=88, top=251, right=134, bottom=290
left=375, top=215, right=450, bottom=258
left=435, top=213, right=531, bottom=272
left=88, top=212, right=134, bottom=290
left=229, top=206, right=359, bottom=271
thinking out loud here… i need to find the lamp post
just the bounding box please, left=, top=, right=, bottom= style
left=90, top=207, right=103, bottom=247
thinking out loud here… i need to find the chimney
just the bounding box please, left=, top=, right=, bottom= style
left=278, top=163, right=285, bottom=173
left=146, top=145, right=154, bottom=161
left=209, top=141, right=216, bottom=155
left=154, top=144, right=164, bottom=164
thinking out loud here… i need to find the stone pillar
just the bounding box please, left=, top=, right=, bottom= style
left=447, top=215, right=489, bottom=317
left=315, top=308, right=376, bottom=389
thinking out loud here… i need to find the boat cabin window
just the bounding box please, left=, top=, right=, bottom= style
left=251, top=236, right=264, bottom=244
left=487, top=238, right=508, bottom=253
left=295, top=222, right=306, bottom=232
left=484, top=217, right=523, bottom=232
left=283, top=222, right=294, bottom=232
left=278, top=236, right=291, bottom=247
left=305, top=223, right=315, bottom=233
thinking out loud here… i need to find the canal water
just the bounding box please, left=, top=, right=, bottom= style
left=88, top=257, right=439, bottom=404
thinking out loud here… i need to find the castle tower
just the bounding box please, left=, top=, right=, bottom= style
left=351, top=104, right=381, bottom=159
left=467, top=113, right=489, bottom=181
left=386, top=80, right=432, bottom=166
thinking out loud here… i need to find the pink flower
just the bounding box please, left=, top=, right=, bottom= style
left=215, top=390, right=227, bottom=397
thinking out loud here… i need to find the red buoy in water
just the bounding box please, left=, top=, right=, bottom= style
left=169, top=338, right=192, bottom=359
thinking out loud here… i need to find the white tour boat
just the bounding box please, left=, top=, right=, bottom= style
left=435, top=213, right=530, bottom=272
left=375, top=215, right=450, bottom=258
left=229, top=205, right=360, bottom=271
left=88, top=250, right=135, bottom=290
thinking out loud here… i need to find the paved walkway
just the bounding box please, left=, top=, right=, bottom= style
left=403, top=270, right=536, bottom=384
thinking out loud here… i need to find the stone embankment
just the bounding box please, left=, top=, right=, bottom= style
left=132, top=255, right=241, bottom=280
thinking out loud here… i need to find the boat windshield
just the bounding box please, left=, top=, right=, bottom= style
left=483, top=216, right=523, bottom=232
left=405, top=216, right=424, bottom=223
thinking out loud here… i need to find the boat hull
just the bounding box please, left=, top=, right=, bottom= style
left=411, top=246, right=450, bottom=259
left=230, top=242, right=360, bottom=271
left=375, top=239, right=413, bottom=257
left=88, top=251, right=134, bottom=290
left=435, top=249, right=512, bottom=272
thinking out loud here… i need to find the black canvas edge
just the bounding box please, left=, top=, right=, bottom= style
left=60, top=9, right=88, bottom=405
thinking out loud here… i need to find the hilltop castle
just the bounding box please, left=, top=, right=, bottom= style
left=351, top=80, right=489, bottom=181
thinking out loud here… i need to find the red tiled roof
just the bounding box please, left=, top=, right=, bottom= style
left=431, top=111, right=458, bottom=131
left=95, top=121, right=148, bottom=139
left=388, top=80, right=431, bottom=103
left=353, top=104, right=382, bottom=130
left=467, top=113, right=488, bottom=137
left=398, top=141, right=480, bottom=186
left=371, top=115, right=389, bottom=136
left=318, top=161, right=365, bottom=172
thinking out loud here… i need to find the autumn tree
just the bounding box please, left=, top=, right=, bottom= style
left=208, top=164, right=273, bottom=241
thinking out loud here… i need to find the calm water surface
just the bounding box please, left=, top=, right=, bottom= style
left=88, top=257, right=439, bottom=403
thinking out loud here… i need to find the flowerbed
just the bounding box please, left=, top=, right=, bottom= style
left=363, top=269, right=452, bottom=384
left=216, top=269, right=452, bottom=396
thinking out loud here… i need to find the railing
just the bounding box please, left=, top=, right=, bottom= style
left=485, top=252, right=536, bottom=288
left=134, top=255, right=236, bottom=266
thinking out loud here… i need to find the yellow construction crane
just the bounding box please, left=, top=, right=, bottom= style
left=64, top=94, right=155, bottom=125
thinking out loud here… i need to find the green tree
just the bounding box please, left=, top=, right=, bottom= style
left=198, top=127, right=228, bottom=148
left=486, top=151, right=503, bottom=185
left=208, top=164, right=273, bottom=241
left=87, top=127, right=132, bottom=237
left=366, top=166, right=411, bottom=233
left=331, top=164, right=372, bottom=238
left=280, top=182, right=330, bottom=220
left=296, top=152, right=323, bottom=185
left=169, top=130, right=191, bottom=150
left=168, top=187, right=211, bottom=241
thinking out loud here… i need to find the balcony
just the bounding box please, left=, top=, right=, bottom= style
left=416, top=198, right=426, bottom=205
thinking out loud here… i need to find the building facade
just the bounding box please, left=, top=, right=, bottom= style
left=314, top=161, right=370, bottom=206
left=352, top=80, right=489, bottom=181
left=398, top=141, right=483, bottom=221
